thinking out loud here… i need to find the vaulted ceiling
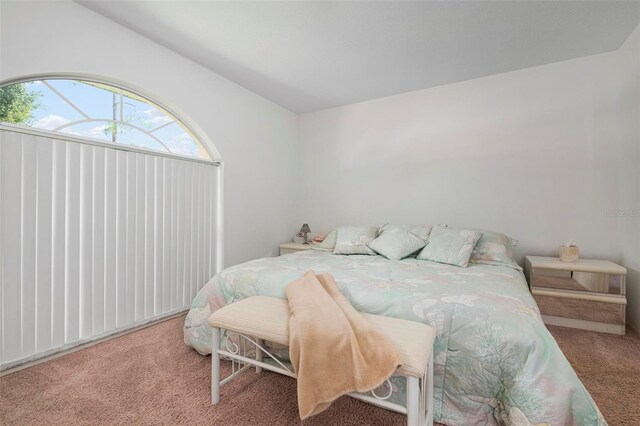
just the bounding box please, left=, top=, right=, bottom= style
left=79, top=1, right=640, bottom=113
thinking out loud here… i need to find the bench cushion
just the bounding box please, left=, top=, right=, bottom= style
left=207, top=296, right=436, bottom=378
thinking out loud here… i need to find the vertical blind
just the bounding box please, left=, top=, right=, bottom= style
left=0, top=127, right=219, bottom=368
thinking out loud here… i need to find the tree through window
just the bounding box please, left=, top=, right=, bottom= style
left=0, top=78, right=211, bottom=160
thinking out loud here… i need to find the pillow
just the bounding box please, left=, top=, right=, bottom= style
left=321, top=225, right=429, bottom=252
left=333, top=225, right=378, bottom=255
left=469, top=229, right=521, bottom=270
left=417, top=227, right=483, bottom=267
left=369, top=228, right=427, bottom=260
left=378, top=224, right=432, bottom=241
left=318, top=230, right=337, bottom=250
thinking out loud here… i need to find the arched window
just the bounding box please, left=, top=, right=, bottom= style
left=0, top=78, right=211, bottom=160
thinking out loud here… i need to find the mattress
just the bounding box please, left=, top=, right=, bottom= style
left=184, top=251, right=605, bottom=425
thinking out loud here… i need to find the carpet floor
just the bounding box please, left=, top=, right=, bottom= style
left=1, top=315, right=638, bottom=426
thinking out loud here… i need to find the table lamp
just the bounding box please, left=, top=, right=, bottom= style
left=299, top=224, right=311, bottom=244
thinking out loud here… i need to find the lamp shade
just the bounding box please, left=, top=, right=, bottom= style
left=300, top=223, right=311, bottom=234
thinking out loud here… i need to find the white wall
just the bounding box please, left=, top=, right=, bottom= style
left=298, top=28, right=640, bottom=329
left=0, top=1, right=299, bottom=268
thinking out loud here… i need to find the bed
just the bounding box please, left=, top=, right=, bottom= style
left=184, top=250, right=606, bottom=425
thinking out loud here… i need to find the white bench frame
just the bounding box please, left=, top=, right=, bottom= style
left=211, top=327, right=434, bottom=426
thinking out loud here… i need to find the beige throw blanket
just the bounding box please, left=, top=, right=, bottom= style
left=285, top=271, right=400, bottom=419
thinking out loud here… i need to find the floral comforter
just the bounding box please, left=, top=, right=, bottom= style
left=184, top=251, right=605, bottom=425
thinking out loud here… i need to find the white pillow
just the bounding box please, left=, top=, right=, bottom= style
left=333, top=225, right=378, bottom=255
left=378, top=224, right=432, bottom=240
left=417, top=227, right=483, bottom=267
left=469, top=229, right=521, bottom=270
left=319, top=230, right=337, bottom=250
left=369, top=228, right=426, bottom=260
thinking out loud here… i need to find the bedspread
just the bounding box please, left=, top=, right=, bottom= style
left=184, top=251, right=605, bottom=425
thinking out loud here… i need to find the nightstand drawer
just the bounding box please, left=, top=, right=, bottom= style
left=533, top=289, right=625, bottom=324
left=531, top=269, right=624, bottom=295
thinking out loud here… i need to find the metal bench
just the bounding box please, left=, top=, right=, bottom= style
left=208, top=296, right=436, bottom=426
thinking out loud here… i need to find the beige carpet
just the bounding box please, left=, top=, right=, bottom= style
left=1, top=315, right=638, bottom=426
left=545, top=324, right=640, bottom=425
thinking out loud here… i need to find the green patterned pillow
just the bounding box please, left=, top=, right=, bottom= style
left=417, top=227, right=483, bottom=267
left=469, top=229, right=521, bottom=270
left=369, top=228, right=427, bottom=260
left=333, top=225, right=378, bottom=255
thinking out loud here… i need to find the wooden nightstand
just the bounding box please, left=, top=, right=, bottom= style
left=279, top=242, right=329, bottom=256
left=525, top=256, right=627, bottom=335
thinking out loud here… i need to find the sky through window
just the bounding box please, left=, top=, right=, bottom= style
left=1, top=79, right=210, bottom=160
